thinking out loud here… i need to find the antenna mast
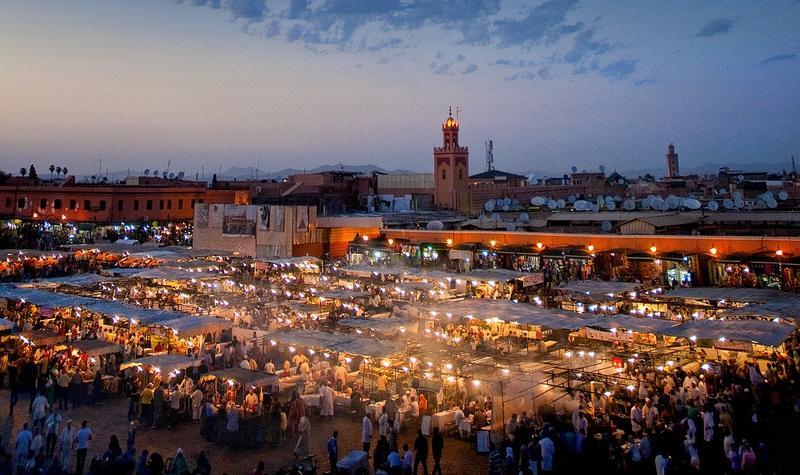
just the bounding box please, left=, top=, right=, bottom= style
left=485, top=140, right=494, bottom=172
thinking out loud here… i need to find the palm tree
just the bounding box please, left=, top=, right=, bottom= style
left=62, top=167, right=68, bottom=177
left=20, top=167, right=26, bottom=177
left=49, top=164, right=55, bottom=179
left=56, top=166, right=62, bottom=178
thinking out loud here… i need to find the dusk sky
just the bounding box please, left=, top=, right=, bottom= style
left=1, top=0, right=799, bottom=177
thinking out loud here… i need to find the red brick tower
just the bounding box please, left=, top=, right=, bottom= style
left=434, top=108, right=469, bottom=212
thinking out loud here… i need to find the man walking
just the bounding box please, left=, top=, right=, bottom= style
left=431, top=427, right=444, bottom=475
left=362, top=412, right=373, bottom=454
left=75, top=420, right=92, bottom=475
left=327, top=430, right=339, bottom=474
left=413, top=429, right=429, bottom=475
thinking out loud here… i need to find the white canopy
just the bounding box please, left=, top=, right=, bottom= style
left=68, top=339, right=124, bottom=357
left=429, top=299, right=592, bottom=330
left=660, top=319, right=795, bottom=346
left=665, top=287, right=784, bottom=303
left=120, top=354, right=200, bottom=373
left=269, top=329, right=398, bottom=357
left=557, top=280, right=643, bottom=296
left=587, top=314, right=679, bottom=334
left=338, top=317, right=409, bottom=336
left=158, top=316, right=231, bottom=337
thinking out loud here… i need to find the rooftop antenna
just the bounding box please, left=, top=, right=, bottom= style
left=455, top=105, right=461, bottom=122
left=485, top=140, right=494, bottom=172
left=792, top=155, right=796, bottom=177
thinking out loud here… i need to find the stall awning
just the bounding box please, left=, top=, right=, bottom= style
left=120, top=354, right=200, bottom=373
left=269, top=329, right=398, bottom=357
left=725, top=299, right=800, bottom=320
left=39, top=274, right=120, bottom=288
left=540, top=247, right=592, bottom=259
left=429, top=299, right=592, bottom=330
left=665, top=287, right=784, bottom=303
left=159, top=316, right=232, bottom=338
left=660, top=319, right=796, bottom=347
left=68, top=339, right=124, bottom=357
left=338, top=317, right=409, bottom=336
left=21, top=330, right=66, bottom=346
left=557, top=280, right=643, bottom=296
left=588, top=314, right=679, bottom=334
left=202, top=368, right=277, bottom=388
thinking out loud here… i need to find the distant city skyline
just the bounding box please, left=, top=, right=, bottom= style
left=1, top=0, right=798, bottom=176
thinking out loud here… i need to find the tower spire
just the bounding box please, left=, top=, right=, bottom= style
left=449, top=106, right=452, bottom=117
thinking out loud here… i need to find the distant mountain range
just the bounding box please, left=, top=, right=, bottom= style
left=72, top=159, right=795, bottom=183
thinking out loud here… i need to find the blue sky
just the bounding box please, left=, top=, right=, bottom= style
left=1, top=0, right=798, bottom=176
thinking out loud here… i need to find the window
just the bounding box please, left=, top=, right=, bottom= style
left=133, top=200, right=139, bottom=211
left=191, top=199, right=196, bottom=209
left=167, top=200, right=172, bottom=210
left=146, top=200, right=153, bottom=210
left=441, top=169, right=446, bottom=180
left=198, top=199, right=204, bottom=204
left=458, top=169, right=463, bottom=180
left=159, top=200, right=164, bottom=210
left=39, top=198, right=47, bottom=209
left=69, top=200, right=77, bottom=210
left=177, top=199, right=183, bottom=210
left=84, top=200, right=91, bottom=210
left=99, top=200, right=107, bottom=210
left=4, top=197, right=10, bottom=208
left=53, top=199, right=62, bottom=209
left=17, top=198, right=25, bottom=209
left=117, top=200, right=124, bottom=211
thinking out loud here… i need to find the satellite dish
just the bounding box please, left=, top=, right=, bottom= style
left=601, top=221, right=613, bottom=232
left=778, top=190, right=789, bottom=201
left=618, top=178, right=625, bottom=185
left=506, top=223, right=516, bottom=232
left=528, top=177, right=538, bottom=185
left=607, top=201, right=616, bottom=211
left=723, top=199, right=734, bottom=210
left=502, top=197, right=511, bottom=206
left=519, top=212, right=530, bottom=222
left=153, top=170, right=158, bottom=177
left=571, top=166, right=578, bottom=173
left=144, top=169, right=150, bottom=176
left=574, top=200, right=588, bottom=211
left=604, top=196, right=614, bottom=205
left=623, top=199, right=636, bottom=211
left=168, top=172, right=175, bottom=179
left=719, top=189, right=728, bottom=195
left=707, top=201, right=719, bottom=211
left=556, top=199, right=566, bottom=208
left=484, top=200, right=496, bottom=212
left=177, top=172, right=185, bottom=179
left=490, top=213, right=500, bottom=221
left=547, top=200, right=557, bottom=209
left=531, top=196, right=547, bottom=206
left=737, top=175, right=745, bottom=181
left=755, top=199, right=767, bottom=209
left=767, top=198, right=778, bottom=209
left=734, top=197, right=744, bottom=209
left=763, top=191, right=774, bottom=200
left=511, top=199, right=520, bottom=208
left=426, top=220, right=444, bottom=230
left=685, top=199, right=701, bottom=210
left=599, top=165, right=606, bottom=172
left=592, top=204, right=600, bottom=212
left=734, top=191, right=743, bottom=200
left=502, top=204, right=510, bottom=211
left=568, top=195, right=577, bottom=203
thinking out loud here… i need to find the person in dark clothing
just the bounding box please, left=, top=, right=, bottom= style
left=413, top=429, right=429, bottom=475
left=431, top=427, right=444, bottom=475
left=328, top=431, right=339, bottom=475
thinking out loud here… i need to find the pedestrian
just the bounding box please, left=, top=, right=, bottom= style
left=294, top=415, right=310, bottom=459
left=431, top=427, right=444, bottom=475
left=45, top=408, right=62, bottom=457
left=328, top=430, right=339, bottom=474
left=15, top=422, right=33, bottom=467
left=252, top=460, right=266, bottom=475
left=31, top=391, right=49, bottom=430
left=362, top=411, right=374, bottom=454
left=58, top=419, right=75, bottom=470
left=413, top=429, right=429, bottom=475
left=75, top=420, right=92, bottom=475
left=402, top=443, right=414, bottom=475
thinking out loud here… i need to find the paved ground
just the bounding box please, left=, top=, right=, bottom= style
left=0, top=391, right=489, bottom=475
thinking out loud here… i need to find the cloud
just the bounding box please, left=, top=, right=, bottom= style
left=759, top=53, right=797, bottom=65
left=493, top=0, right=580, bottom=47
left=492, top=59, right=515, bottom=66
left=562, top=28, right=611, bottom=64
left=634, top=77, right=657, bottom=86
left=537, top=67, right=551, bottom=79
left=598, top=59, right=638, bottom=80
left=227, top=0, right=267, bottom=20
left=695, top=17, right=733, bottom=37
left=462, top=63, right=478, bottom=74
left=455, top=54, right=466, bottom=62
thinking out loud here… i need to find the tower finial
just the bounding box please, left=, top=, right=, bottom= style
left=449, top=106, right=452, bottom=117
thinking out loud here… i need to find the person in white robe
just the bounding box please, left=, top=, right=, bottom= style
left=319, top=382, right=335, bottom=419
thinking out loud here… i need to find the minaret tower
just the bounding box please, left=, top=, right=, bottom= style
left=433, top=107, right=469, bottom=211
